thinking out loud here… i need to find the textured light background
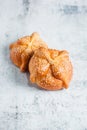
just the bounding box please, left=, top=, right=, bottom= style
left=0, top=0, right=87, bottom=130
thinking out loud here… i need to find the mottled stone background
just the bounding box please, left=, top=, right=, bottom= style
left=0, top=0, right=87, bottom=130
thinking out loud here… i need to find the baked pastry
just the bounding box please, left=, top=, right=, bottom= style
left=9, top=32, right=73, bottom=90
left=9, top=32, right=48, bottom=72
left=29, top=47, right=73, bottom=90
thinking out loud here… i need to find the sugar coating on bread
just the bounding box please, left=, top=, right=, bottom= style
left=29, top=47, right=73, bottom=90
left=9, top=32, right=48, bottom=72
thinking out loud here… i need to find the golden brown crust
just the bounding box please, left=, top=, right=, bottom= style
left=9, top=32, right=73, bottom=90
left=9, top=32, right=48, bottom=72
left=29, top=47, right=73, bottom=90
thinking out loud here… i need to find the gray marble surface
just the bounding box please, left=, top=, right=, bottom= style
left=0, top=0, right=87, bottom=130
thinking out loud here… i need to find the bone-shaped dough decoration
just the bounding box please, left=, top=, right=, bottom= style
left=9, top=32, right=48, bottom=72
left=29, top=47, right=73, bottom=90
